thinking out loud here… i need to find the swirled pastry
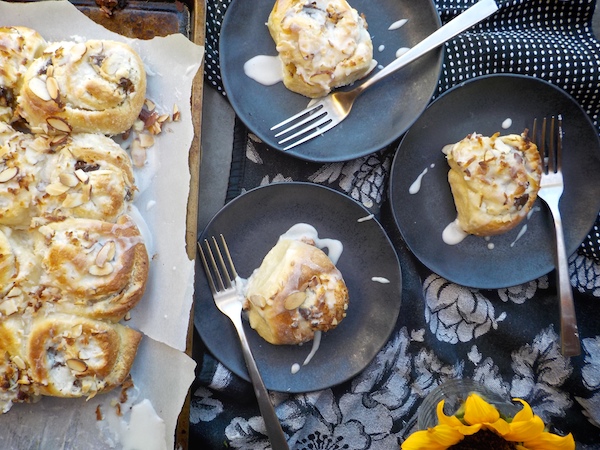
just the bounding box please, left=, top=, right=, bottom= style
left=0, top=227, right=41, bottom=317
left=33, top=215, right=149, bottom=322
left=244, top=238, right=349, bottom=345
left=36, top=133, right=136, bottom=222
left=0, top=123, right=40, bottom=227
left=267, top=0, right=373, bottom=98
left=0, top=26, right=47, bottom=123
left=0, top=313, right=141, bottom=402
left=17, top=39, right=146, bottom=135
left=443, top=132, right=542, bottom=236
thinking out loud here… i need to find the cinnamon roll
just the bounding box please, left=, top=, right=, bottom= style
left=244, top=238, right=349, bottom=345
left=268, top=0, right=373, bottom=98
left=34, top=215, right=149, bottom=322
left=36, top=133, right=136, bottom=222
left=17, top=39, right=146, bottom=135
left=443, top=132, right=542, bottom=236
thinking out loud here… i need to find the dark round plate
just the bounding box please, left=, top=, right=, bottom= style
left=389, top=74, right=600, bottom=289
left=219, top=0, right=442, bottom=162
left=194, top=182, right=402, bottom=393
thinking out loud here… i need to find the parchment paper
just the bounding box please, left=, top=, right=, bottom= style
left=0, top=1, right=204, bottom=448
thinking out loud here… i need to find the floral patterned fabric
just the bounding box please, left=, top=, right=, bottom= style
left=191, top=0, right=600, bottom=448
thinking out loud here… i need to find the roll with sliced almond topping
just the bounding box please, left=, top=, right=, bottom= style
left=268, top=0, right=373, bottom=98
left=443, top=131, right=542, bottom=236
left=244, top=237, right=349, bottom=345
left=17, top=39, right=146, bottom=135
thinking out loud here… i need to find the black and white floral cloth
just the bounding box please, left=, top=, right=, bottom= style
left=192, top=0, right=600, bottom=448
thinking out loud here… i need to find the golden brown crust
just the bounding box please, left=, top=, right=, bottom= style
left=444, top=131, right=542, bottom=236
left=24, top=313, right=142, bottom=398
left=36, top=133, right=136, bottom=222
left=33, top=215, right=149, bottom=322
left=244, top=239, right=349, bottom=345
left=268, top=0, right=373, bottom=98
left=17, top=39, right=146, bottom=135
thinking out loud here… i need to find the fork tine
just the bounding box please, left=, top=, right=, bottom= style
left=548, top=117, right=556, bottom=174
left=278, top=114, right=332, bottom=144
left=282, top=120, right=338, bottom=150
left=197, top=240, right=218, bottom=294
left=270, top=102, right=324, bottom=131
left=198, top=235, right=238, bottom=292
left=556, top=115, right=563, bottom=172
left=274, top=107, right=327, bottom=138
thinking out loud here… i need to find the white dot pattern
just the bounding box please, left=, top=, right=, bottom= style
left=203, top=0, right=600, bottom=261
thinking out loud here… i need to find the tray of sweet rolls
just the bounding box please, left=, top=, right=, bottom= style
left=0, top=1, right=204, bottom=449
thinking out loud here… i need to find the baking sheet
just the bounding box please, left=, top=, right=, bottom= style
left=0, top=1, right=204, bottom=448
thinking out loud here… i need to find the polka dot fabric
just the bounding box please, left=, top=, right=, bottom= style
left=203, top=0, right=600, bottom=261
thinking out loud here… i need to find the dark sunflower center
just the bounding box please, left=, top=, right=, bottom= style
left=448, top=429, right=517, bottom=450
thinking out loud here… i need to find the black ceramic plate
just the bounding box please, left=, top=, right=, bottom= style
left=194, top=183, right=402, bottom=393
left=219, top=0, right=442, bottom=162
left=389, top=74, right=600, bottom=289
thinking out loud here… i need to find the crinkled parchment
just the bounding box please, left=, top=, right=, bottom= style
left=0, top=1, right=203, bottom=448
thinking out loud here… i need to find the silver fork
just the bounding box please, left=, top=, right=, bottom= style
left=198, top=235, right=290, bottom=450
left=271, top=0, right=499, bottom=150
left=532, top=116, right=581, bottom=357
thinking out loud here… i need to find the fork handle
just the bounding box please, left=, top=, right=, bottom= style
left=549, top=206, right=581, bottom=357
left=230, top=314, right=290, bottom=450
left=359, top=0, right=498, bottom=93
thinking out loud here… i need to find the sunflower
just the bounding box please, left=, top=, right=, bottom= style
left=401, top=392, right=575, bottom=450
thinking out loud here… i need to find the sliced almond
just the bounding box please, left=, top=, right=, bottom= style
left=62, top=193, right=85, bottom=208
left=145, top=99, right=156, bottom=111
left=46, top=76, right=59, bottom=100
left=138, top=132, right=155, bottom=148
left=66, top=358, right=88, bottom=372
left=157, top=114, right=170, bottom=123
left=131, top=139, right=146, bottom=168
left=11, top=355, right=26, bottom=370
left=81, top=183, right=92, bottom=202
left=45, top=182, right=70, bottom=196
left=70, top=42, right=88, bottom=62
left=46, top=117, right=72, bottom=133
left=95, top=241, right=116, bottom=268
left=74, top=169, right=89, bottom=183
left=0, top=166, right=18, bottom=183
left=50, top=134, right=69, bottom=146
left=249, top=294, right=267, bottom=309
left=6, top=286, right=22, bottom=298
left=59, top=172, right=79, bottom=187
left=89, top=262, right=114, bottom=276
left=172, top=104, right=180, bottom=121
left=283, top=291, right=307, bottom=310
left=28, top=77, right=51, bottom=101
left=46, top=64, right=54, bottom=77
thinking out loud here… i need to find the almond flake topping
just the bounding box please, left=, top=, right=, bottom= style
left=29, top=77, right=52, bottom=101
left=0, top=166, right=18, bottom=183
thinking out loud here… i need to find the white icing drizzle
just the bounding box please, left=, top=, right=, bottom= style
left=409, top=167, right=428, bottom=194
left=119, top=399, right=167, bottom=450
left=279, top=223, right=343, bottom=265
left=371, top=277, right=390, bottom=284
left=442, top=219, right=468, bottom=245
left=510, top=224, right=528, bottom=247
left=501, top=118, right=512, bottom=129
left=357, top=214, right=374, bottom=222
left=396, top=47, right=410, bottom=58
left=243, top=55, right=283, bottom=86
left=388, top=18, right=408, bottom=30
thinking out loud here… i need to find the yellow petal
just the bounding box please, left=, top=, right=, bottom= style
left=523, top=431, right=575, bottom=450
left=463, top=393, right=500, bottom=425
left=436, top=399, right=481, bottom=436
left=503, top=414, right=545, bottom=441
left=485, top=418, right=512, bottom=437
left=429, top=424, right=465, bottom=446
left=401, top=426, right=460, bottom=450
left=511, top=398, right=534, bottom=422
